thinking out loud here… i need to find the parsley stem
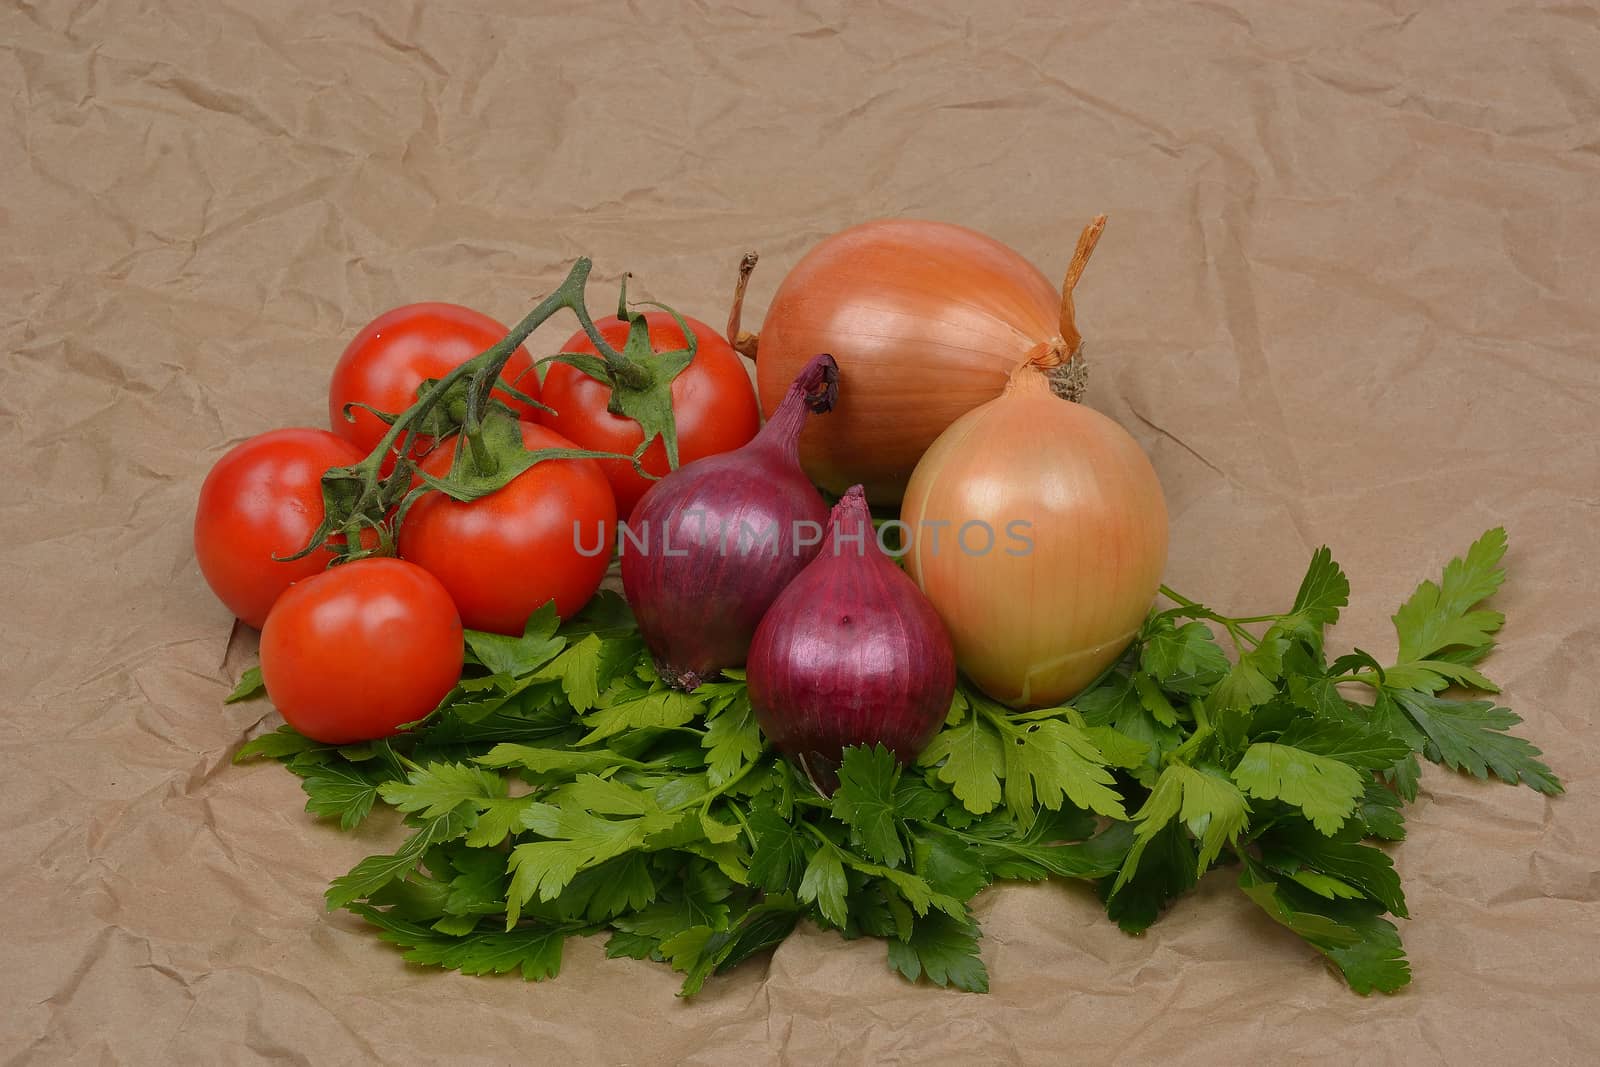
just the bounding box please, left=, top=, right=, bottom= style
left=802, top=822, right=846, bottom=855
left=1158, top=585, right=1262, bottom=651
left=976, top=703, right=1022, bottom=737
left=1164, top=702, right=1213, bottom=767
left=1157, top=585, right=1204, bottom=611
left=728, top=802, right=757, bottom=847
left=801, top=823, right=892, bottom=880
left=665, top=749, right=766, bottom=813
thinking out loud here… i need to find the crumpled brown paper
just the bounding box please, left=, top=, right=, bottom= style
left=4, top=0, right=1598, bottom=1061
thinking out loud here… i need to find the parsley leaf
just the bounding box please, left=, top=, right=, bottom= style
left=234, top=724, right=325, bottom=763
left=1393, top=527, right=1505, bottom=664
left=701, top=690, right=763, bottom=786
left=746, top=802, right=808, bottom=893
left=1273, top=717, right=1411, bottom=770
left=1290, top=545, right=1351, bottom=629
left=1238, top=857, right=1410, bottom=994
left=224, top=665, right=266, bottom=704
left=1286, top=672, right=1354, bottom=721
left=476, top=744, right=651, bottom=777
left=534, top=634, right=606, bottom=711
left=1176, top=764, right=1250, bottom=871
left=441, top=846, right=507, bottom=916
left=831, top=745, right=906, bottom=867
left=555, top=853, right=656, bottom=921
left=658, top=896, right=804, bottom=996
left=464, top=602, right=564, bottom=677
left=382, top=762, right=507, bottom=817
left=1113, top=763, right=1248, bottom=889
left=505, top=800, right=679, bottom=922
left=1391, top=691, right=1562, bottom=794
left=886, top=910, right=988, bottom=993
left=1233, top=742, right=1364, bottom=835
left=326, top=806, right=474, bottom=909
left=995, top=714, right=1127, bottom=821
left=913, top=833, right=990, bottom=901
left=1260, top=821, right=1407, bottom=917
left=298, top=760, right=389, bottom=831
left=352, top=905, right=570, bottom=981
left=1140, top=618, right=1229, bottom=695
left=1212, top=629, right=1291, bottom=714
left=918, top=712, right=1004, bottom=815
left=380, top=762, right=538, bottom=848
left=1099, top=821, right=1195, bottom=933
left=579, top=690, right=702, bottom=745
left=1367, top=528, right=1512, bottom=695
left=797, top=847, right=849, bottom=928
left=1355, top=779, right=1406, bottom=841
left=955, top=809, right=1122, bottom=882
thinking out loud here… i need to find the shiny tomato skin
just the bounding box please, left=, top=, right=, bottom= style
left=328, top=302, right=540, bottom=460
left=194, top=428, right=367, bottom=629
left=398, top=422, right=617, bottom=634
left=259, top=558, right=463, bottom=744
left=539, top=312, right=760, bottom=518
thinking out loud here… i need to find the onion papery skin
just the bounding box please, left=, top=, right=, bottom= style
left=748, top=486, right=956, bottom=788
left=622, top=354, right=839, bottom=690
left=902, top=368, right=1168, bottom=708
left=754, top=219, right=1063, bottom=503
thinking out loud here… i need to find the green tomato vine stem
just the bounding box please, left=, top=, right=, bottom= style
left=283, top=259, right=673, bottom=567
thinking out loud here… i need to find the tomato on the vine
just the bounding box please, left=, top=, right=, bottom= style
left=259, top=558, right=463, bottom=744
left=398, top=422, right=617, bottom=634
left=539, top=312, right=760, bottom=518
left=328, top=302, right=540, bottom=461
left=194, top=428, right=367, bottom=628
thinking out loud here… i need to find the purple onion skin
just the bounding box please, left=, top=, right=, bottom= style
left=747, top=485, right=956, bottom=791
left=622, top=353, right=839, bottom=691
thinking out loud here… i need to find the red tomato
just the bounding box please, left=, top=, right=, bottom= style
left=398, top=422, right=617, bottom=634
left=194, top=428, right=366, bottom=628
left=328, top=302, right=540, bottom=462
left=539, top=312, right=760, bottom=518
left=260, top=558, right=463, bottom=744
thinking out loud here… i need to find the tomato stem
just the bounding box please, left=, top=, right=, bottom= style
left=285, top=259, right=651, bottom=566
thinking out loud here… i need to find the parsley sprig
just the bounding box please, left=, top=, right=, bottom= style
left=235, top=528, right=1559, bottom=996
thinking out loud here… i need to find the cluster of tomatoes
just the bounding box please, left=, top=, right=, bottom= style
left=196, top=301, right=761, bottom=743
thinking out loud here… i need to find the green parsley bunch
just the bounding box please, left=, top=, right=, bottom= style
left=233, top=528, right=1559, bottom=996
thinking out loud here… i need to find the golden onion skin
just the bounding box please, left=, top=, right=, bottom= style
left=755, top=219, right=1062, bottom=504
left=901, top=368, right=1168, bottom=707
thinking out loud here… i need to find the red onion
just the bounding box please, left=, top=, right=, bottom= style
left=622, top=353, right=839, bottom=690
left=747, top=485, right=956, bottom=792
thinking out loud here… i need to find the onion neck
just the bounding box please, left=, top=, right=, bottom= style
left=823, top=485, right=875, bottom=558
left=1025, top=214, right=1106, bottom=405
left=725, top=252, right=761, bottom=360
left=1004, top=360, right=1056, bottom=398
left=753, top=352, right=839, bottom=461
left=1056, top=214, right=1106, bottom=358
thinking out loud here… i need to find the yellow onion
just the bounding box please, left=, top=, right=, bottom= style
left=900, top=360, right=1167, bottom=708
left=731, top=217, right=1106, bottom=504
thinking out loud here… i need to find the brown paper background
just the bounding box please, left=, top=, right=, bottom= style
left=5, top=0, right=1598, bottom=1061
